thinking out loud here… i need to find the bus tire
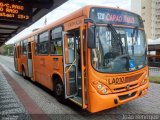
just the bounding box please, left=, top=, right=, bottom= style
left=22, top=66, right=26, bottom=79
left=54, top=77, right=66, bottom=103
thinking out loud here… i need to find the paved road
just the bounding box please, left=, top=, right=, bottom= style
left=0, top=55, right=160, bottom=120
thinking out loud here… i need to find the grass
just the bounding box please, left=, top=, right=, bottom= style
left=149, top=76, right=160, bottom=84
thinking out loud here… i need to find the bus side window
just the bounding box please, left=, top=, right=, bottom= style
left=17, top=45, right=20, bottom=58
left=38, top=31, right=49, bottom=55
left=20, top=41, right=23, bottom=55
left=34, top=35, right=38, bottom=55
left=22, top=40, right=27, bottom=55
left=50, top=26, right=62, bottom=55
left=17, top=43, right=21, bottom=58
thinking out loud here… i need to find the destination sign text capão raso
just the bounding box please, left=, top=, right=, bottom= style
left=90, top=7, right=144, bottom=28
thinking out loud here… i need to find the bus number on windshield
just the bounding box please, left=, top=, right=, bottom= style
left=97, top=13, right=105, bottom=20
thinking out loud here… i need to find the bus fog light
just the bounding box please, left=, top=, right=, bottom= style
left=98, top=84, right=102, bottom=89
left=102, top=88, right=107, bottom=94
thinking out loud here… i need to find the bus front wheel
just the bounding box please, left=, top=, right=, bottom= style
left=54, top=78, right=65, bottom=103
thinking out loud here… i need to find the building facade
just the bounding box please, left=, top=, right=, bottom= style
left=131, top=0, right=160, bottom=40
left=151, top=0, right=160, bottom=40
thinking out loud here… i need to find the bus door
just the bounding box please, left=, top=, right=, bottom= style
left=63, top=30, right=78, bottom=98
left=27, top=42, right=33, bottom=78
left=63, top=27, right=87, bottom=108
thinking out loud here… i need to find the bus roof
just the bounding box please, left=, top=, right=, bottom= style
left=15, top=5, right=141, bottom=43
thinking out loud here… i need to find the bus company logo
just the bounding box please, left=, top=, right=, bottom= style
left=126, top=84, right=130, bottom=91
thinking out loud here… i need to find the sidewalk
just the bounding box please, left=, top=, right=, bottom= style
left=0, top=65, right=50, bottom=120
left=0, top=69, right=30, bottom=119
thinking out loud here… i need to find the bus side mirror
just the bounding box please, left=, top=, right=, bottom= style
left=88, top=27, right=96, bottom=49
left=84, top=18, right=94, bottom=24
left=84, top=19, right=96, bottom=49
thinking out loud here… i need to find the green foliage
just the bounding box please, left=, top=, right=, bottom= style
left=2, top=44, right=14, bottom=55
left=149, top=76, right=160, bottom=84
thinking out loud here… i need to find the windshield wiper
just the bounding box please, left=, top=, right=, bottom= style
left=107, top=24, right=123, bottom=54
left=131, top=26, right=138, bottom=56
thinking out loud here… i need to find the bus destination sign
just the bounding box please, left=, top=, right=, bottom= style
left=90, top=8, right=144, bottom=27
left=0, top=1, right=31, bottom=22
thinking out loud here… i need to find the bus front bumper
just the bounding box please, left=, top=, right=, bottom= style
left=88, top=80, right=149, bottom=113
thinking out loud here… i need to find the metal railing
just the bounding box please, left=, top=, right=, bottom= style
left=149, top=67, right=160, bottom=72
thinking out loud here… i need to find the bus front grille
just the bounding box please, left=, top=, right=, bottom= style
left=112, top=73, right=143, bottom=93
left=114, top=83, right=138, bottom=93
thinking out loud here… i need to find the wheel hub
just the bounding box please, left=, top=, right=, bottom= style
left=56, top=83, right=63, bottom=96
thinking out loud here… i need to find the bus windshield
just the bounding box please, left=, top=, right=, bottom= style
left=91, top=26, right=147, bottom=73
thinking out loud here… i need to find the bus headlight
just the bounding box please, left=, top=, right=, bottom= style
left=98, top=84, right=102, bottom=89
left=140, top=73, right=148, bottom=86
left=102, top=88, right=107, bottom=94
left=99, top=87, right=108, bottom=95
left=141, top=79, right=147, bottom=85
left=146, top=74, right=148, bottom=79
left=92, top=81, right=112, bottom=95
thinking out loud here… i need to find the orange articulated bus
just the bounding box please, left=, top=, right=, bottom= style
left=14, top=5, right=149, bottom=113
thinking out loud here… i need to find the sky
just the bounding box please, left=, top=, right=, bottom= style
left=6, top=0, right=131, bottom=44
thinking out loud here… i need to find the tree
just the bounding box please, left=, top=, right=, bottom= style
left=0, top=44, right=14, bottom=55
